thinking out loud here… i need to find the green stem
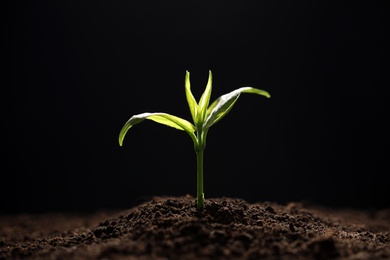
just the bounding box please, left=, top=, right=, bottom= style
left=195, top=128, right=207, bottom=209
left=196, top=148, right=204, bottom=209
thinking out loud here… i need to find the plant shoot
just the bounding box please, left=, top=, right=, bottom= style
left=119, top=71, right=270, bottom=209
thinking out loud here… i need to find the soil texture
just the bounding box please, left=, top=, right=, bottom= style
left=1, top=196, right=389, bottom=259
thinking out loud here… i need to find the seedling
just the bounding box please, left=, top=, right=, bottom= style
left=119, top=70, right=270, bottom=209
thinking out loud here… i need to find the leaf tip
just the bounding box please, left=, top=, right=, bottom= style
left=118, top=137, right=124, bottom=147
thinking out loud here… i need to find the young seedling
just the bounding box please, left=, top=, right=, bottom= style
left=119, top=70, right=270, bottom=209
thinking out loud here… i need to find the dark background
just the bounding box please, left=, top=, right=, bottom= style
left=2, top=1, right=389, bottom=213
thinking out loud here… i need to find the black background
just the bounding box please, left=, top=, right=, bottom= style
left=3, top=1, right=389, bottom=213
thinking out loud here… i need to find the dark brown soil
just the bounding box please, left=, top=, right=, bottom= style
left=1, top=196, right=389, bottom=260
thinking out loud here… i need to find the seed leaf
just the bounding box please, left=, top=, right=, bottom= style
left=185, top=71, right=198, bottom=124
left=203, top=87, right=271, bottom=129
left=119, top=112, right=196, bottom=146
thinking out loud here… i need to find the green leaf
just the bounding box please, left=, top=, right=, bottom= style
left=119, top=112, right=196, bottom=146
left=203, top=87, right=271, bottom=129
left=240, top=87, right=271, bottom=98
left=197, top=70, right=213, bottom=124
left=185, top=71, right=198, bottom=124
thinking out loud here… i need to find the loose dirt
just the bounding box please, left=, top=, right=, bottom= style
left=1, top=196, right=389, bottom=259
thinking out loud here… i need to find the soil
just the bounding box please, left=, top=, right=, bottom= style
left=1, top=196, right=389, bottom=260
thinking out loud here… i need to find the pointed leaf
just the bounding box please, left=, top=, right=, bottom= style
left=240, top=87, right=271, bottom=98
left=204, top=87, right=270, bottom=129
left=185, top=71, right=198, bottom=123
left=119, top=112, right=196, bottom=146
left=197, top=70, right=212, bottom=123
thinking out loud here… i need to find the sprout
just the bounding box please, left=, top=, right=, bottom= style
left=119, top=70, right=270, bottom=209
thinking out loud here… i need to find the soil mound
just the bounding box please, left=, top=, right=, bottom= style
left=1, top=196, right=389, bottom=259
